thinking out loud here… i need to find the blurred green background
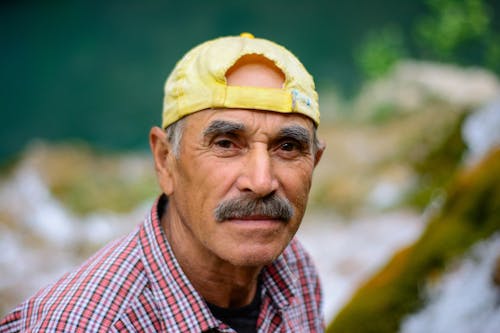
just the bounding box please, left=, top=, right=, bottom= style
left=2, top=0, right=500, bottom=163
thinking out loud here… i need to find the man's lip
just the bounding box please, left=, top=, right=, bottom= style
left=228, top=215, right=280, bottom=221
left=224, top=216, right=285, bottom=223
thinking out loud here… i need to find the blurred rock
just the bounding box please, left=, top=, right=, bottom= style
left=354, top=61, right=500, bottom=120
left=310, top=106, right=465, bottom=215
left=15, top=141, right=157, bottom=215
left=310, top=62, right=497, bottom=215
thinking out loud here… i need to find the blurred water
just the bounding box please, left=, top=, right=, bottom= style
left=463, top=98, right=500, bottom=164
left=401, top=234, right=500, bottom=333
left=297, top=210, right=423, bottom=321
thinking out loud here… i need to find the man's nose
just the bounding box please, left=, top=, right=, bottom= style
left=236, top=146, right=279, bottom=196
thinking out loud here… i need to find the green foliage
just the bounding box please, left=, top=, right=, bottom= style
left=414, top=0, right=500, bottom=73
left=415, top=0, right=491, bottom=60
left=484, top=34, right=500, bottom=73
left=327, top=148, right=500, bottom=333
left=355, top=27, right=407, bottom=79
left=354, top=0, right=500, bottom=80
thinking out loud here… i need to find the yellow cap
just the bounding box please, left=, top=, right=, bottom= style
left=162, top=34, right=320, bottom=128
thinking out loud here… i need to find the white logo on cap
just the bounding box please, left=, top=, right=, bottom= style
left=291, top=89, right=312, bottom=111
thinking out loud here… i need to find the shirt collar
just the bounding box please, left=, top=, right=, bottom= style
left=261, top=246, right=299, bottom=310
left=139, top=195, right=299, bottom=331
left=138, top=195, right=218, bottom=332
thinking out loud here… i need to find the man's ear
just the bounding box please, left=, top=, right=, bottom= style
left=314, top=140, right=326, bottom=167
left=149, top=126, right=176, bottom=196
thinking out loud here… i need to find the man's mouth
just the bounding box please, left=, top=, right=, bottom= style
left=227, top=215, right=284, bottom=222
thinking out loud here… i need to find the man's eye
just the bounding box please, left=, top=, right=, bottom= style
left=280, top=142, right=300, bottom=151
left=214, top=139, right=235, bottom=149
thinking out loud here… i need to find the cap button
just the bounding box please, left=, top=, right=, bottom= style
left=240, top=32, right=255, bottom=39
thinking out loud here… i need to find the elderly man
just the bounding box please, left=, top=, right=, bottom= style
left=0, top=33, right=325, bottom=332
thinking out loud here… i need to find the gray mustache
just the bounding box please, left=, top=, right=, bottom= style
left=214, top=194, right=294, bottom=222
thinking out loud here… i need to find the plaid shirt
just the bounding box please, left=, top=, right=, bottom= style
left=0, top=197, right=323, bottom=332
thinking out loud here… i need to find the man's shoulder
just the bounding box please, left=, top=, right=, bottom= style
left=0, top=226, right=155, bottom=332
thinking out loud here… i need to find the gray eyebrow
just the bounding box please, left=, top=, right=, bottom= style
left=278, top=125, right=312, bottom=146
left=202, top=120, right=245, bottom=137
left=202, top=120, right=312, bottom=148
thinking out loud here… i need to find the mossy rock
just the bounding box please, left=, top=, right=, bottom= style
left=327, top=148, right=500, bottom=333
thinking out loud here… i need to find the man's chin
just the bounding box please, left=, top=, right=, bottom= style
left=221, top=244, right=286, bottom=268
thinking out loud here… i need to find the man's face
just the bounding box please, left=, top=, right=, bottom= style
left=165, top=108, right=321, bottom=268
